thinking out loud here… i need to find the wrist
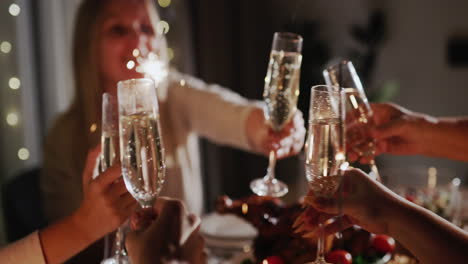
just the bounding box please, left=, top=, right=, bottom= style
left=68, top=206, right=99, bottom=245
left=245, top=107, right=267, bottom=153
left=414, top=113, right=439, bottom=155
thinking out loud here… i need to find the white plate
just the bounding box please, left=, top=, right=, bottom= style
left=201, top=213, right=257, bottom=250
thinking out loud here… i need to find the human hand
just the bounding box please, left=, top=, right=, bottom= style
left=126, top=198, right=206, bottom=264
left=294, top=168, right=396, bottom=238
left=73, top=145, right=137, bottom=242
left=246, top=107, right=306, bottom=159
left=348, top=103, right=437, bottom=163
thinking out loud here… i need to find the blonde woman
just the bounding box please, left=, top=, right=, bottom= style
left=42, top=0, right=304, bottom=225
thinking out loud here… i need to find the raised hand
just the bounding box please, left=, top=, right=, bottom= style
left=75, top=145, right=137, bottom=240
left=246, top=107, right=306, bottom=159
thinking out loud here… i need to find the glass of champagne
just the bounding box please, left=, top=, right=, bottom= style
left=100, top=93, right=129, bottom=264
left=305, top=85, right=346, bottom=264
left=323, top=60, right=380, bottom=179
left=250, top=32, right=303, bottom=197
left=118, top=78, right=166, bottom=209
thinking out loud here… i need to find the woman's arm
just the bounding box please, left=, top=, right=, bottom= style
left=369, top=103, right=468, bottom=162
left=39, top=147, right=137, bottom=264
left=169, top=72, right=305, bottom=158
left=387, top=194, right=468, bottom=264
left=298, top=168, right=468, bottom=264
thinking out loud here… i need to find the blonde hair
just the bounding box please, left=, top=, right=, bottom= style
left=68, top=0, right=110, bottom=150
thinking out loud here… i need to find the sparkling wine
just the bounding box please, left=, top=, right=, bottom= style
left=101, top=131, right=119, bottom=172
left=119, top=112, right=165, bottom=207
left=344, top=88, right=376, bottom=156
left=305, top=118, right=345, bottom=198
left=263, top=50, right=302, bottom=131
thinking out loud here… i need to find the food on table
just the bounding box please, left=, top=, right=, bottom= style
left=217, top=195, right=398, bottom=264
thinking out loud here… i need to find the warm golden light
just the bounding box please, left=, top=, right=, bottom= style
left=9, top=77, right=21, bottom=90
left=243, top=244, right=251, bottom=253
left=428, top=167, right=437, bottom=189
left=18, top=148, right=30, bottom=161
left=6, top=112, right=19, bottom=126
left=242, top=203, right=248, bottom=214
left=126, top=60, right=135, bottom=70
left=180, top=79, right=186, bottom=86
left=136, top=52, right=168, bottom=86
left=158, top=0, right=171, bottom=8
left=90, top=123, right=97, bottom=133
left=156, top=20, right=170, bottom=35
left=0, top=41, right=12, bottom=54
left=167, top=47, right=174, bottom=61
left=9, top=4, right=21, bottom=16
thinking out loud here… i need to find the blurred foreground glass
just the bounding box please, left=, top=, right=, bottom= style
left=100, top=93, right=128, bottom=264
left=305, top=85, right=346, bottom=264
left=323, top=60, right=380, bottom=179
left=250, top=32, right=303, bottom=197
left=118, top=78, right=166, bottom=209
left=384, top=166, right=463, bottom=226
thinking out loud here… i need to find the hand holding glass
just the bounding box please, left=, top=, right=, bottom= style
left=250, top=32, right=303, bottom=197
left=323, top=60, right=380, bottom=179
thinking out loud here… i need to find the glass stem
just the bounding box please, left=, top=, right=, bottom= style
left=316, top=223, right=326, bottom=262
left=266, top=150, right=277, bottom=180
left=369, top=159, right=381, bottom=181
left=114, top=226, right=127, bottom=258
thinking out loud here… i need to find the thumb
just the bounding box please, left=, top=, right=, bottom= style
left=82, top=144, right=101, bottom=186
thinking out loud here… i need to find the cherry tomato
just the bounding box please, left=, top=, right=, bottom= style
left=371, top=234, right=396, bottom=253
left=325, top=249, right=352, bottom=264
left=263, top=256, right=284, bottom=264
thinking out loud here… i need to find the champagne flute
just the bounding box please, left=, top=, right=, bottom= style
left=118, top=78, right=166, bottom=209
left=323, top=60, right=380, bottom=179
left=100, top=93, right=129, bottom=264
left=305, top=85, right=346, bottom=264
left=250, top=32, right=303, bottom=197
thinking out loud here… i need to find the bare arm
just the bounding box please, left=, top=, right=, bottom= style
left=170, top=72, right=305, bottom=158
left=418, top=117, right=468, bottom=161
left=298, top=168, right=468, bottom=264
left=387, top=194, right=468, bottom=264
left=357, top=103, right=468, bottom=162
left=39, top=147, right=137, bottom=264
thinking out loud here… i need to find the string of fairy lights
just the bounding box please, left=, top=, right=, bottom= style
left=2, top=0, right=174, bottom=163
left=157, top=0, right=174, bottom=61
left=2, top=2, right=30, bottom=161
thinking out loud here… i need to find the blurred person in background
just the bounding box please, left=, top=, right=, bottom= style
left=40, top=0, right=305, bottom=261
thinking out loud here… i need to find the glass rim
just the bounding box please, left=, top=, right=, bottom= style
left=274, top=32, right=303, bottom=43
left=324, top=59, right=353, bottom=71
left=117, top=78, right=154, bottom=88
left=310, top=84, right=342, bottom=94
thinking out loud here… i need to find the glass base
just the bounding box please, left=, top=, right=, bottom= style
left=250, top=177, right=288, bottom=197
left=101, top=255, right=129, bottom=264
